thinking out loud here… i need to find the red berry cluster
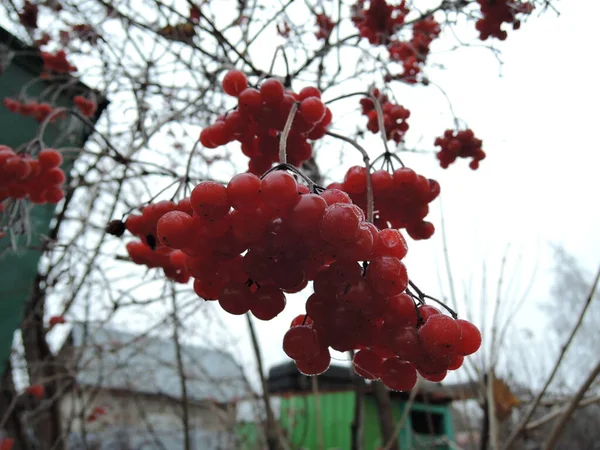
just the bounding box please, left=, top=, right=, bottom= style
left=388, top=17, right=441, bottom=84
left=315, top=14, right=335, bottom=41
left=0, top=438, right=14, bottom=450
left=73, top=96, right=97, bottom=117
left=25, top=384, right=45, bottom=399
left=277, top=21, right=291, bottom=38
left=0, top=146, right=66, bottom=204
left=87, top=406, right=108, bottom=423
left=124, top=199, right=194, bottom=283
left=18, top=1, right=38, bottom=29
left=3, top=98, right=60, bottom=123
left=351, top=306, right=481, bottom=389
left=200, top=71, right=332, bottom=173
left=41, top=50, right=77, bottom=74
left=49, top=315, right=66, bottom=327
left=476, top=0, right=534, bottom=41
left=116, top=168, right=482, bottom=386
left=434, top=129, right=486, bottom=170
left=359, top=89, right=410, bottom=142
left=351, top=0, right=408, bottom=45
left=330, top=165, right=439, bottom=240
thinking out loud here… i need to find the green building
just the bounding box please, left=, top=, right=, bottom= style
left=238, top=362, right=465, bottom=450
left=0, top=25, right=107, bottom=374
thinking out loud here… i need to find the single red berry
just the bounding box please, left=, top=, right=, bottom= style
left=49, top=316, right=66, bottom=326
left=26, top=384, right=45, bottom=399
left=190, top=181, right=230, bottom=220
left=156, top=211, right=193, bottom=249
left=418, top=314, right=462, bottom=357
left=251, top=286, right=286, bottom=321
left=227, top=172, right=263, bottom=213
left=260, top=78, right=285, bottom=105
left=218, top=282, right=253, bottom=315
left=299, top=97, right=325, bottom=123
left=260, top=171, right=300, bottom=215
left=296, top=348, right=331, bottom=376
left=282, top=325, right=320, bottom=360
left=366, top=256, right=408, bottom=297
left=455, top=319, right=482, bottom=356
left=222, top=70, right=248, bottom=97
left=353, top=349, right=383, bottom=380
left=381, top=358, right=417, bottom=391
left=38, top=149, right=63, bottom=169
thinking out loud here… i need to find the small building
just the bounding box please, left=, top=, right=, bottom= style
left=238, top=362, right=476, bottom=450
left=55, top=322, right=251, bottom=449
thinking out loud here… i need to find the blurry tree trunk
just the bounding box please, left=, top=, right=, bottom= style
left=20, top=274, right=63, bottom=450
left=0, top=360, right=27, bottom=450
left=350, top=350, right=364, bottom=450
left=246, top=314, right=284, bottom=450
left=372, top=381, right=399, bottom=450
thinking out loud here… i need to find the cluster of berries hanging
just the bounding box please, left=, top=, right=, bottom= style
left=25, top=384, right=45, bottom=399
left=114, top=165, right=480, bottom=389
left=3, top=95, right=97, bottom=121
left=476, top=0, right=534, bottom=40
left=124, top=199, right=194, bottom=283
left=0, top=146, right=65, bottom=205
left=18, top=1, right=38, bottom=29
left=388, top=17, right=441, bottom=83
left=3, top=98, right=60, bottom=123
left=434, top=129, right=486, bottom=170
left=331, top=166, right=439, bottom=240
left=41, top=50, right=77, bottom=74
left=73, top=96, right=97, bottom=117
left=360, top=89, right=410, bottom=142
left=315, top=14, right=335, bottom=40
left=351, top=307, right=481, bottom=388
left=351, top=0, right=408, bottom=45
left=0, top=438, right=14, bottom=450
left=86, top=406, right=108, bottom=423
left=200, top=71, right=332, bottom=173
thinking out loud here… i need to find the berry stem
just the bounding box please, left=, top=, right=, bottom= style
left=326, top=131, right=374, bottom=223
left=279, top=101, right=299, bottom=164
left=408, top=280, right=458, bottom=319
left=369, top=88, right=392, bottom=158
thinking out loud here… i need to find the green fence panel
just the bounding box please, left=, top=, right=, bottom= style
left=0, top=27, right=105, bottom=374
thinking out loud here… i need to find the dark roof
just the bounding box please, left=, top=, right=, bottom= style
left=267, top=361, right=479, bottom=403
left=61, top=322, right=250, bottom=404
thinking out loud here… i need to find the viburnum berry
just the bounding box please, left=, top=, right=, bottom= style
left=283, top=325, right=321, bottom=361
left=260, top=171, right=300, bottom=214
left=190, top=181, right=230, bottom=220
left=26, top=384, right=45, bottom=399
left=260, top=78, right=285, bottom=105
left=222, top=70, right=248, bottom=97
left=156, top=211, right=193, bottom=249
left=218, top=282, right=253, bottom=315
left=353, top=349, right=383, bottom=380
left=380, top=358, right=417, bottom=391
left=366, top=256, right=408, bottom=297
left=251, top=286, right=286, bottom=320
left=296, top=347, right=331, bottom=376
left=320, top=203, right=362, bottom=243
left=49, top=315, right=66, bottom=326
left=418, top=314, right=462, bottom=357
left=455, top=319, right=482, bottom=356
left=299, top=97, right=325, bottom=123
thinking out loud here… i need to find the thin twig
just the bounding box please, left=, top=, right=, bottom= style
left=279, top=102, right=299, bottom=164
left=325, top=131, right=373, bottom=223
left=543, top=360, right=600, bottom=450
left=502, top=265, right=600, bottom=449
